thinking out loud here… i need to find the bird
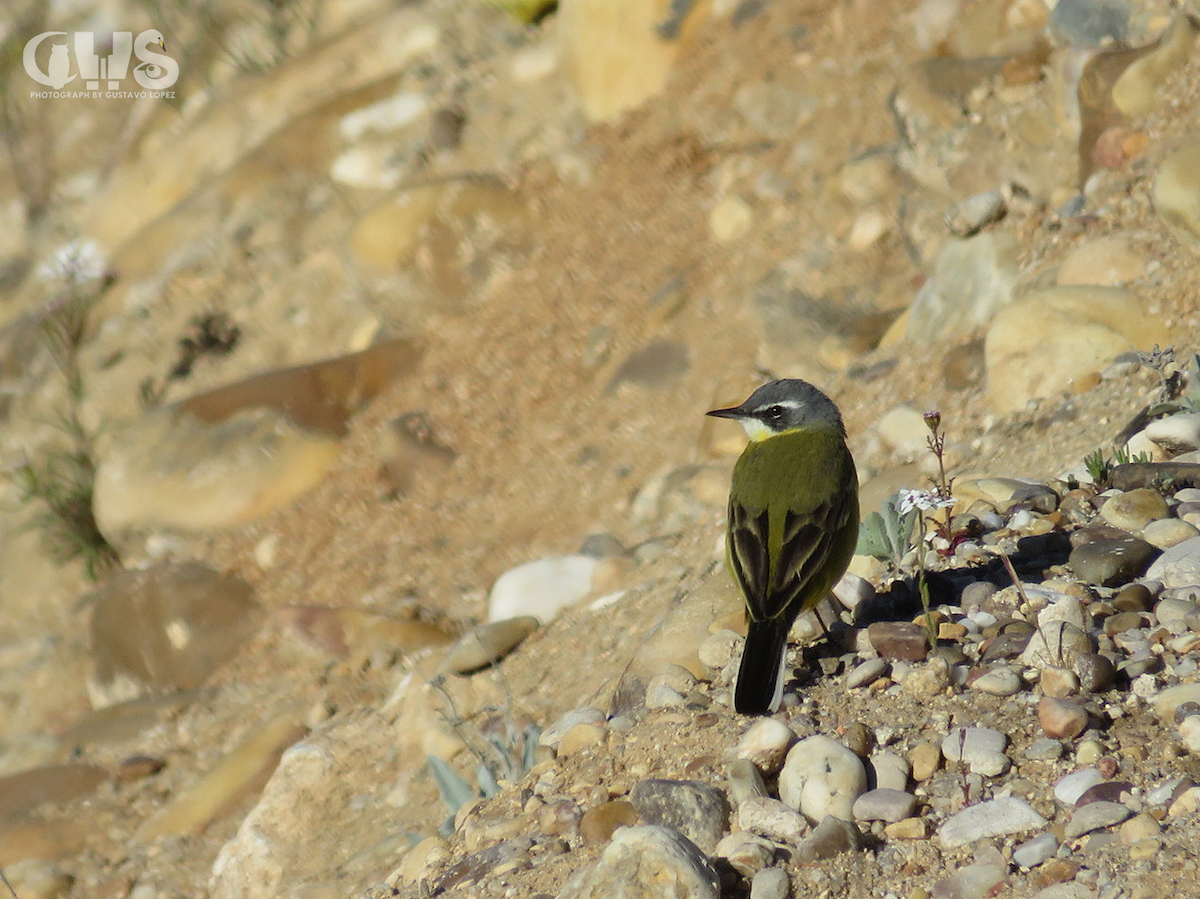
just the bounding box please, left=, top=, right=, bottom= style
left=706, top=379, right=859, bottom=714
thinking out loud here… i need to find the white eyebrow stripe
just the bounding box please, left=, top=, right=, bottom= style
left=755, top=399, right=803, bottom=412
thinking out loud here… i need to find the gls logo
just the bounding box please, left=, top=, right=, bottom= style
left=24, top=30, right=178, bottom=91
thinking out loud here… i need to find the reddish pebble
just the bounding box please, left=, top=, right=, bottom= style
left=1038, top=696, right=1088, bottom=739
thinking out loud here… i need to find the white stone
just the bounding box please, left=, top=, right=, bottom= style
left=339, top=92, right=427, bottom=141
left=1143, top=518, right=1200, bottom=549
left=736, top=718, right=797, bottom=775
left=487, top=555, right=600, bottom=622
left=1013, top=832, right=1058, bottom=868
left=778, top=735, right=868, bottom=824
left=1147, top=537, right=1200, bottom=589
left=556, top=825, right=719, bottom=899
left=941, top=727, right=1006, bottom=762
left=1020, top=596, right=1091, bottom=667
left=1179, top=715, right=1200, bottom=753
left=737, top=796, right=809, bottom=845
left=1145, top=413, right=1200, bottom=454
left=971, top=665, right=1022, bottom=696
left=870, top=750, right=910, bottom=792
left=1153, top=682, right=1200, bottom=724
left=210, top=741, right=337, bottom=899
left=1053, top=767, right=1104, bottom=806
left=832, top=572, right=875, bottom=611
left=938, top=796, right=1047, bottom=849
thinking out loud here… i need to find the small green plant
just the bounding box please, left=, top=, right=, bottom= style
left=1083, top=445, right=1153, bottom=490
left=855, top=494, right=918, bottom=568
left=426, top=675, right=540, bottom=835
left=858, top=411, right=957, bottom=650
left=11, top=240, right=120, bottom=579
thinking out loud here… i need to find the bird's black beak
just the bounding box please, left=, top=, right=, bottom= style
left=706, top=404, right=747, bottom=420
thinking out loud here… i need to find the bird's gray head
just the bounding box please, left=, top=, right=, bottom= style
left=706, top=378, right=845, bottom=442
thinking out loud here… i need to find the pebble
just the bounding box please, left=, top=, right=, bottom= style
left=1056, top=236, right=1145, bottom=287
left=1152, top=682, right=1200, bottom=723
left=440, top=616, right=539, bottom=674
left=698, top=630, right=742, bottom=671
left=1076, top=780, right=1134, bottom=807
left=1102, top=609, right=1146, bottom=636
left=930, top=861, right=1007, bottom=899
left=1040, top=667, right=1080, bottom=698
left=1054, top=768, right=1105, bottom=806
left=628, top=779, right=729, bottom=853
left=1075, top=740, right=1106, bottom=766
left=1025, top=739, right=1065, bottom=761
left=1146, top=536, right=1200, bottom=588
left=89, top=563, right=262, bottom=700
left=970, top=665, right=1022, bottom=696
left=1100, top=488, right=1170, bottom=532
left=1154, top=597, right=1198, bottom=631
left=540, top=707, right=607, bottom=749
left=1063, top=800, right=1132, bottom=839
left=1029, top=885, right=1091, bottom=899
left=736, top=718, right=796, bottom=774
left=558, top=723, right=608, bottom=756
left=900, top=657, right=951, bottom=696
left=726, top=759, right=769, bottom=806
left=938, top=796, right=1047, bottom=849
left=557, top=825, right=719, bottom=899
left=778, top=735, right=867, bottom=823
left=871, top=750, right=911, bottom=791
left=1013, top=832, right=1059, bottom=868
left=1020, top=597, right=1092, bottom=667
left=1048, top=0, right=1128, bottom=46
left=1177, top=715, right=1200, bottom=752
left=488, top=556, right=600, bottom=621
left=737, top=796, right=809, bottom=845
left=1142, top=518, right=1200, bottom=549
left=1154, top=144, right=1200, bottom=242
left=846, top=657, right=890, bottom=689
left=1039, top=697, right=1089, bottom=739
left=910, top=741, right=942, bottom=781
left=1119, top=811, right=1162, bottom=843
left=941, top=727, right=1006, bottom=764
left=710, top=195, right=753, bottom=242
left=715, top=832, right=774, bottom=877
left=867, top=621, right=929, bottom=660
left=1114, top=583, right=1155, bottom=611
left=579, top=801, right=639, bottom=846
left=539, top=799, right=583, bottom=837
left=1069, top=537, right=1158, bottom=587
left=852, top=788, right=917, bottom=823
left=793, top=815, right=861, bottom=862
left=833, top=572, right=875, bottom=612
left=749, top=867, right=790, bottom=899
left=884, top=816, right=929, bottom=839
left=946, top=190, right=1007, bottom=238
left=1169, top=785, right=1200, bottom=817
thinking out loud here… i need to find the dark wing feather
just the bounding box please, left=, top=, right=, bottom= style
left=728, top=501, right=770, bottom=617
left=768, top=493, right=856, bottom=621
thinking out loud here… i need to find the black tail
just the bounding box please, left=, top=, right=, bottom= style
left=734, top=618, right=790, bottom=714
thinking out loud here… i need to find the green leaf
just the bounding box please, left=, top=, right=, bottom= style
left=427, top=755, right=477, bottom=817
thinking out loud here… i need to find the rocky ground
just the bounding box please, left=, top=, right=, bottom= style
left=5, top=0, right=1200, bottom=897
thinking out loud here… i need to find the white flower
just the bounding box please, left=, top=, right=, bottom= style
left=897, top=488, right=955, bottom=516
left=37, top=238, right=108, bottom=286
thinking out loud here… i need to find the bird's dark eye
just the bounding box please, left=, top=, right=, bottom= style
left=764, top=405, right=785, bottom=420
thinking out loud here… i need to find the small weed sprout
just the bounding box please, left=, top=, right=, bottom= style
left=10, top=239, right=120, bottom=579
left=426, top=675, right=540, bottom=835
